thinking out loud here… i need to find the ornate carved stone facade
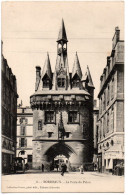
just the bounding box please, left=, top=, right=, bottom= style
left=30, top=20, right=94, bottom=170
left=98, top=27, right=124, bottom=173
left=1, top=42, right=18, bottom=173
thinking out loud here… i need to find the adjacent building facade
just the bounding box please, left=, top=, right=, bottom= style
left=93, top=100, right=99, bottom=166
left=98, top=27, right=124, bottom=172
left=16, top=107, right=33, bottom=169
left=30, top=20, right=95, bottom=170
left=2, top=42, right=18, bottom=173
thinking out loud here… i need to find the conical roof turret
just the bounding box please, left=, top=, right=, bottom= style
left=82, top=65, right=94, bottom=88
left=57, top=19, right=68, bottom=43
left=72, top=52, right=82, bottom=79
left=41, top=52, right=52, bottom=80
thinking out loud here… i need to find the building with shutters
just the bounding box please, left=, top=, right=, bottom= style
left=30, top=20, right=95, bottom=171
left=1, top=42, right=18, bottom=173
left=16, top=107, right=33, bottom=169
left=97, top=27, right=124, bottom=173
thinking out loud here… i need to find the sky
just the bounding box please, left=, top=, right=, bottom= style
left=2, top=1, right=124, bottom=107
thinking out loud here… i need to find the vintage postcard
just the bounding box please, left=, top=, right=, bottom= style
left=1, top=1, right=124, bottom=193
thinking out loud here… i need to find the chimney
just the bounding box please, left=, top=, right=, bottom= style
left=35, top=66, right=41, bottom=91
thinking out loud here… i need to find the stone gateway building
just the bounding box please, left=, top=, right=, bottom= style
left=30, top=20, right=94, bottom=171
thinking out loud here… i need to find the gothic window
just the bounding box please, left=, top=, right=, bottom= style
left=57, top=78, right=65, bottom=88
left=43, top=79, right=50, bottom=88
left=38, top=120, right=42, bottom=130
left=45, top=111, right=55, bottom=124
left=72, top=79, right=80, bottom=87
left=68, top=111, right=79, bottom=123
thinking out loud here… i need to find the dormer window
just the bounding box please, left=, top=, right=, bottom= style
left=72, top=79, right=80, bottom=87
left=58, top=78, right=65, bottom=88
left=72, top=74, right=80, bottom=88
left=43, top=79, right=50, bottom=88
left=42, top=74, right=51, bottom=89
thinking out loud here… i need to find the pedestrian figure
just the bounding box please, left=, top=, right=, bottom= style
left=61, top=162, right=67, bottom=176
left=42, top=164, right=44, bottom=172
left=94, top=163, right=97, bottom=171
left=79, top=165, right=84, bottom=174
left=25, top=163, right=29, bottom=170
left=14, top=161, right=18, bottom=173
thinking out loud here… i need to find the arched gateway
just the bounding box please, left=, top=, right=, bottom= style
left=45, top=143, right=76, bottom=160
left=43, top=143, right=76, bottom=171
left=30, top=20, right=94, bottom=171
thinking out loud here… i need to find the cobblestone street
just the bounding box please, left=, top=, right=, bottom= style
left=2, top=171, right=124, bottom=193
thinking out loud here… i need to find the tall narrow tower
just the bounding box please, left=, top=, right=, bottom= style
left=30, top=20, right=94, bottom=171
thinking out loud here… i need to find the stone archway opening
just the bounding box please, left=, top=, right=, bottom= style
left=44, top=142, right=76, bottom=171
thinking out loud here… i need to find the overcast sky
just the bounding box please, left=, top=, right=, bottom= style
left=2, top=1, right=124, bottom=107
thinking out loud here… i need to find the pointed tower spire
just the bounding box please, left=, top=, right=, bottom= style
left=72, top=52, right=82, bottom=79
left=57, top=19, right=68, bottom=43
left=82, top=65, right=94, bottom=88
left=41, top=52, right=52, bottom=80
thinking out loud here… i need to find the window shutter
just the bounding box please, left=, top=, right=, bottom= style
left=25, top=118, right=28, bottom=124
left=54, top=112, right=56, bottom=123
left=19, top=138, right=21, bottom=147
left=25, top=138, right=27, bottom=147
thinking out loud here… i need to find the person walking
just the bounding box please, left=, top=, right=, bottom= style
left=79, top=165, right=84, bottom=174
left=42, top=164, right=44, bottom=172
left=61, top=162, right=67, bottom=176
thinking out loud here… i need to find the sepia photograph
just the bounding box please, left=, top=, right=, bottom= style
left=1, top=1, right=124, bottom=193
